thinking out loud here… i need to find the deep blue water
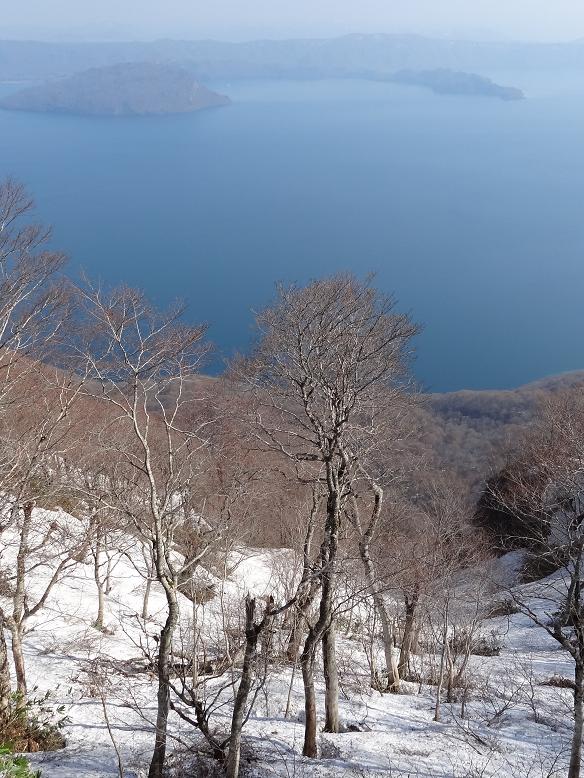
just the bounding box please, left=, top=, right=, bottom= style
left=0, top=74, right=583, bottom=391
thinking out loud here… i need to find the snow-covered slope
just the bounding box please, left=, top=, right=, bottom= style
left=0, top=508, right=576, bottom=778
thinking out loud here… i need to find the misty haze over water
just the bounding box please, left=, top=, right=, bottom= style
left=0, top=70, right=583, bottom=391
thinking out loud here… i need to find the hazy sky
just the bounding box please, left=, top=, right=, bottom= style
left=3, top=0, right=584, bottom=43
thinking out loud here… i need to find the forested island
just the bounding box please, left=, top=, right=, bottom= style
left=0, top=61, right=230, bottom=116
left=390, top=68, right=525, bottom=100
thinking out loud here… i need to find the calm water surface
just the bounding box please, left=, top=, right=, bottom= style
left=0, top=74, right=583, bottom=391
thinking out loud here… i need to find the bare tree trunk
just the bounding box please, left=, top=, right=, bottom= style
left=226, top=596, right=270, bottom=778
left=0, top=613, right=11, bottom=722
left=93, top=534, right=105, bottom=630
left=301, top=633, right=318, bottom=758
left=357, top=535, right=400, bottom=690
left=142, top=578, right=153, bottom=621
left=284, top=658, right=297, bottom=719
left=434, top=639, right=446, bottom=723
left=569, top=659, right=584, bottom=778
left=148, top=584, right=179, bottom=778
left=286, top=492, right=320, bottom=663
left=383, top=616, right=401, bottom=691
left=104, top=547, right=114, bottom=595
left=323, top=622, right=339, bottom=732
left=319, top=476, right=341, bottom=735
left=286, top=615, right=305, bottom=664
left=446, top=633, right=456, bottom=704
left=141, top=545, right=154, bottom=621
left=10, top=501, right=33, bottom=701
left=191, top=589, right=199, bottom=690
left=97, top=672, right=125, bottom=778
left=286, top=581, right=318, bottom=663
left=434, top=602, right=449, bottom=723
left=351, top=491, right=400, bottom=691
left=299, top=470, right=342, bottom=754
left=9, top=624, right=26, bottom=699
left=372, top=592, right=398, bottom=686
left=398, top=587, right=419, bottom=680
left=411, top=622, right=421, bottom=655
left=95, top=578, right=105, bottom=631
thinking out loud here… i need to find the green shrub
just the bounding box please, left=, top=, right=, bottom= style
left=0, top=747, right=41, bottom=778
left=1, top=689, right=68, bottom=753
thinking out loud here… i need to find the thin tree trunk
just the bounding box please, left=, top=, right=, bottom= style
left=93, top=535, right=105, bottom=630
left=569, top=660, right=584, bottom=778
left=9, top=625, right=26, bottom=700
left=141, top=545, right=154, bottom=621
left=286, top=614, right=305, bottom=664
left=446, top=653, right=454, bottom=703
left=142, top=578, right=152, bottom=621
left=300, top=463, right=343, bottom=756
left=351, top=492, right=400, bottom=691
left=98, top=681, right=125, bottom=778
left=434, top=638, right=446, bottom=723
left=191, top=588, right=199, bottom=690
left=284, top=658, right=297, bottom=719
left=398, top=587, right=419, bottom=680
left=357, top=537, right=400, bottom=690
left=411, top=623, right=421, bottom=655
left=10, top=502, right=33, bottom=702
left=319, top=474, right=341, bottom=735
left=0, top=612, right=11, bottom=722
left=104, top=547, right=114, bottom=595
left=286, top=492, right=320, bottom=663
left=446, top=625, right=459, bottom=704
left=225, top=596, right=268, bottom=778
left=148, top=585, right=179, bottom=778
left=301, top=634, right=318, bottom=758
left=385, top=624, right=401, bottom=691
left=95, top=576, right=105, bottom=631
left=286, top=582, right=318, bottom=663
left=434, top=602, right=449, bottom=723
left=323, top=622, right=339, bottom=732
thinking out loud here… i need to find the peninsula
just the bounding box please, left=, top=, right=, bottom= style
left=0, top=62, right=231, bottom=116
left=390, top=68, right=525, bottom=100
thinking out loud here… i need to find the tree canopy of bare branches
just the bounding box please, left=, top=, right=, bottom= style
left=235, top=273, right=419, bottom=754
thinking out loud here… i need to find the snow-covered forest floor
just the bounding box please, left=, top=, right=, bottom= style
left=2, top=508, right=575, bottom=778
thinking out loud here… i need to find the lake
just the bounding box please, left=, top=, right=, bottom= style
left=0, top=74, right=583, bottom=391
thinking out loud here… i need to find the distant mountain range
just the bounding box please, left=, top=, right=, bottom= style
left=1, top=34, right=583, bottom=83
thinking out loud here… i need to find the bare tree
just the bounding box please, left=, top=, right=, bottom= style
left=490, top=392, right=584, bottom=778
left=235, top=273, right=418, bottom=755
left=0, top=178, right=84, bottom=707
left=0, top=363, right=95, bottom=700
left=347, top=487, right=402, bottom=691
left=0, top=179, right=70, bottom=407
left=79, top=283, right=223, bottom=778
left=224, top=593, right=298, bottom=778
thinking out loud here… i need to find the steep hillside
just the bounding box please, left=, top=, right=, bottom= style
left=422, top=371, right=584, bottom=488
